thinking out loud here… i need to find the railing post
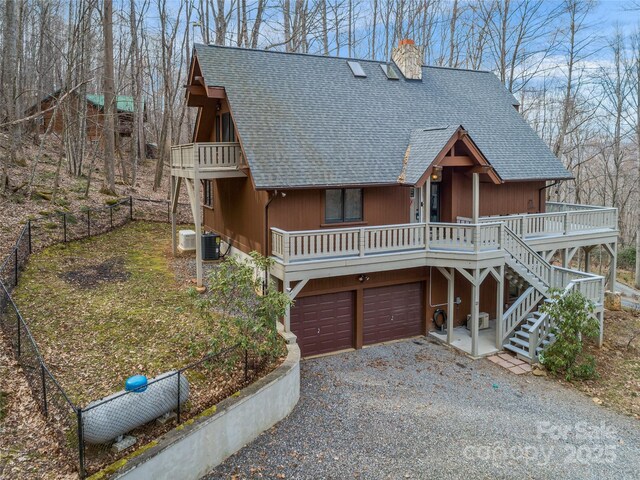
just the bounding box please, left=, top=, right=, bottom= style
left=63, top=214, right=67, bottom=243
left=359, top=228, right=366, bottom=257
left=14, top=248, right=18, bottom=287
left=41, top=363, right=48, bottom=417
left=77, top=408, right=85, bottom=479
left=563, top=213, right=569, bottom=235
left=16, top=311, right=21, bottom=357
left=177, top=371, right=182, bottom=424
left=244, top=349, right=248, bottom=382
left=282, top=232, right=291, bottom=264
left=529, top=328, right=538, bottom=361
left=28, top=220, right=32, bottom=254
left=520, top=216, right=526, bottom=237
left=425, top=223, right=430, bottom=251
left=474, top=225, right=480, bottom=253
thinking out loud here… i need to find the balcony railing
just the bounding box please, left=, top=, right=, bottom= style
left=270, top=203, right=617, bottom=266
left=271, top=222, right=503, bottom=264
left=457, top=202, right=617, bottom=238
left=171, top=142, right=243, bottom=173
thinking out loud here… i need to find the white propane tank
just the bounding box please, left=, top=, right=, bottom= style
left=82, top=371, right=189, bottom=444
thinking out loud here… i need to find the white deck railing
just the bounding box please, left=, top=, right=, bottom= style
left=271, top=222, right=503, bottom=264
left=457, top=202, right=617, bottom=238
left=527, top=273, right=605, bottom=360
left=171, top=142, right=242, bottom=172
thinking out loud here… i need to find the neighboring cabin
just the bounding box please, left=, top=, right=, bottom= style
left=170, top=40, right=618, bottom=362
left=28, top=91, right=145, bottom=146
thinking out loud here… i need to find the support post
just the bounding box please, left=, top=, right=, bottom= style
left=424, top=180, right=431, bottom=251
left=584, top=246, right=592, bottom=273
left=170, top=176, right=177, bottom=256
left=495, top=264, right=504, bottom=349
left=194, top=178, right=203, bottom=288
left=472, top=172, right=479, bottom=224
left=447, top=268, right=454, bottom=345
left=77, top=409, right=85, bottom=479
left=606, top=242, right=617, bottom=292
left=471, top=269, right=480, bottom=357
left=561, top=248, right=569, bottom=268
left=283, top=278, right=291, bottom=332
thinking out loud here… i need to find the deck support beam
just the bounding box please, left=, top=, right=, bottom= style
left=437, top=267, right=455, bottom=344
left=472, top=172, right=479, bottom=224
left=470, top=268, right=480, bottom=357
left=185, top=177, right=203, bottom=288
left=602, top=242, right=617, bottom=292
left=493, top=265, right=504, bottom=350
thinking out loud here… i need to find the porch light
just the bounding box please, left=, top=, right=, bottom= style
left=430, top=166, right=442, bottom=182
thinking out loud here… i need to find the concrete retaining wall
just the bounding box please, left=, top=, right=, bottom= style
left=108, top=342, right=300, bottom=480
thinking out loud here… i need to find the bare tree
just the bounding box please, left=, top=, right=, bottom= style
left=102, top=0, right=117, bottom=194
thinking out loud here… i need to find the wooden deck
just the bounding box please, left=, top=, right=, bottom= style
left=270, top=203, right=617, bottom=281
left=170, top=142, right=246, bottom=179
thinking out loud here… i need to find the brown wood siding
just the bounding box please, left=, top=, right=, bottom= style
left=438, top=168, right=544, bottom=222
left=290, top=291, right=355, bottom=357
left=202, top=175, right=268, bottom=255
left=363, top=282, right=424, bottom=345
left=268, top=185, right=411, bottom=233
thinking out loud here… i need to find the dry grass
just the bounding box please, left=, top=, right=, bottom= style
left=11, top=221, right=214, bottom=406
left=567, top=309, right=640, bottom=419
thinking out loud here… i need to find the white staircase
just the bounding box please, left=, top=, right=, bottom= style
left=500, top=226, right=604, bottom=363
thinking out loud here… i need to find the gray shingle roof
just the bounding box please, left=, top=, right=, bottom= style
left=194, top=44, right=571, bottom=189
left=403, top=126, right=460, bottom=184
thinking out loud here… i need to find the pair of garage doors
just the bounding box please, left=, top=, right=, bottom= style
left=290, top=282, right=424, bottom=357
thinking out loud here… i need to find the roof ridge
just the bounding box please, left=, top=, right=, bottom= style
left=194, top=43, right=492, bottom=74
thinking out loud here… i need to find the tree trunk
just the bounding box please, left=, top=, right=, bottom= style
left=102, top=0, right=117, bottom=194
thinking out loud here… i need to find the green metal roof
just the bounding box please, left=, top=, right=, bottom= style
left=85, top=94, right=142, bottom=113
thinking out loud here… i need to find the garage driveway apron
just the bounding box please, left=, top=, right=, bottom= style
left=205, top=339, right=640, bottom=480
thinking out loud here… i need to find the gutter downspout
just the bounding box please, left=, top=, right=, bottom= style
left=263, top=190, right=278, bottom=293
left=538, top=180, right=561, bottom=212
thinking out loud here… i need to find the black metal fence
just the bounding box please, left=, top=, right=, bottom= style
left=0, top=197, right=263, bottom=478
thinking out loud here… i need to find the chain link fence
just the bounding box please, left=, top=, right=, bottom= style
left=0, top=197, right=264, bottom=477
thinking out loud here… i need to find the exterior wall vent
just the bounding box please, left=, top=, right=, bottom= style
left=347, top=60, right=367, bottom=78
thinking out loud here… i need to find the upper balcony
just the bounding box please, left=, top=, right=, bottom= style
left=269, top=202, right=618, bottom=281
left=170, top=142, right=246, bottom=179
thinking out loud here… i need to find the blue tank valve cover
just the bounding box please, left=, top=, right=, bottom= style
left=125, top=375, right=148, bottom=393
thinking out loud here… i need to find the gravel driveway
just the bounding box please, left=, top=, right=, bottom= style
left=205, top=338, right=640, bottom=480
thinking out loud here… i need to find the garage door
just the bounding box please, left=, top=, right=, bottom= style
left=290, top=291, right=354, bottom=357
left=363, top=283, right=424, bottom=345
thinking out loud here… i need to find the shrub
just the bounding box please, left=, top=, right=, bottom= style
left=538, top=289, right=599, bottom=381
left=618, top=246, right=636, bottom=271
left=194, top=252, right=291, bottom=365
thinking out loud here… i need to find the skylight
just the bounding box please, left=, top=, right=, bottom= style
left=347, top=61, right=367, bottom=78
left=380, top=63, right=399, bottom=80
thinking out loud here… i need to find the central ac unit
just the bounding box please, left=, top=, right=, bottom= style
left=178, top=229, right=196, bottom=251
left=466, top=312, right=490, bottom=330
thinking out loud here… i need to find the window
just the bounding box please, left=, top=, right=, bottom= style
left=203, top=180, right=214, bottom=208
left=221, top=112, right=236, bottom=142
left=325, top=189, right=363, bottom=223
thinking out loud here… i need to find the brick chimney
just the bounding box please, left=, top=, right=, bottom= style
left=392, top=39, right=422, bottom=80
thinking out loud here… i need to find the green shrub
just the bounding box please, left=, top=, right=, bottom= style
left=618, top=246, right=636, bottom=270
left=194, top=252, right=291, bottom=367
left=538, top=289, right=599, bottom=381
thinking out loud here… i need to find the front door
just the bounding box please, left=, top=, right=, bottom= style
left=430, top=182, right=441, bottom=222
